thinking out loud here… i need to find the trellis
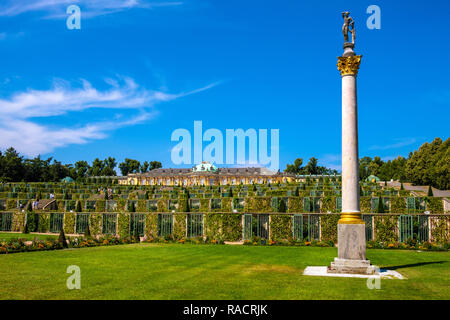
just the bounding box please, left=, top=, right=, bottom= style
left=336, top=197, right=342, bottom=213
left=130, top=213, right=145, bottom=236
left=243, top=214, right=252, bottom=240
left=0, top=212, right=13, bottom=231
left=75, top=213, right=90, bottom=234
left=304, top=214, right=320, bottom=241
left=102, top=213, right=117, bottom=235
left=49, top=213, right=64, bottom=233
left=252, top=214, right=269, bottom=239
left=293, top=214, right=303, bottom=240
left=187, top=213, right=203, bottom=238
left=158, top=213, right=173, bottom=237
left=303, top=197, right=320, bottom=213
left=399, top=215, right=429, bottom=242
left=362, top=215, right=373, bottom=241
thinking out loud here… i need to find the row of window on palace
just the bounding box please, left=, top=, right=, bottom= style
left=129, top=177, right=287, bottom=186
left=0, top=212, right=433, bottom=242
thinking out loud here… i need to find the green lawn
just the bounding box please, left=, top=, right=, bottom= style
left=0, top=243, right=449, bottom=300
left=0, top=232, right=58, bottom=242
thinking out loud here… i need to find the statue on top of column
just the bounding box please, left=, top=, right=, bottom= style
left=342, top=12, right=355, bottom=45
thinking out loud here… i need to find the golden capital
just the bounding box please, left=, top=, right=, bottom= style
left=337, top=55, right=362, bottom=76
left=338, top=212, right=365, bottom=224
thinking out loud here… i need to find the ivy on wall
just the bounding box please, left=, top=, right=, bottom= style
left=145, top=213, right=158, bottom=238
left=157, top=199, right=168, bottom=212
left=118, top=212, right=130, bottom=238
left=374, top=216, right=399, bottom=243
left=287, top=197, right=302, bottom=213
left=38, top=213, right=50, bottom=233
left=390, top=197, right=406, bottom=213
left=320, top=196, right=336, bottom=213
left=427, top=197, right=444, bottom=213
left=95, top=200, right=106, bottom=212
left=64, top=211, right=75, bottom=234
left=204, top=213, right=221, bottom=239
left=320, top=214, right=340, bottom=243
left=360, top=197, right=371, bottom=213
left=89, top=213, right=102, bottom=235
left=12, top=211, right=25, bottom=232
left=270, top=214, right=292, bottom=241
left=430, top=216, right=449, bottom=244
left=221, top=214, right=242, bottom=241
left=246, top=197, right=272, bottom=212
left=173, top=213, right=187, bottom=240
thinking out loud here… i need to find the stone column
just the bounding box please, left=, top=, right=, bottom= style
left=328, top=44, right=376, bottom=275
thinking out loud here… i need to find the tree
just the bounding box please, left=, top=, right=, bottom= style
left=140, top=161, right=150, bottom=173
left=285, top=158, right=303, bottom=175
left=102, top=157, right=117, bottom=176
left=119, top=158, right=141, bottom=176
left=74, top=161, right=90, bottom=179
left=149, top=161, right=162, bottom=171
left=427, top=185, right=433, bottom=197
left=376, top=196, right=385, bottom=214
left=75, top=201, right=82, bottom=212
left=59, top=229, right=68, bottom=248
left=278, top=199, right=287, bottom=213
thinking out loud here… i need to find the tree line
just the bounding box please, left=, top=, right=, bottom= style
left=284, top=137, right=449, bottom=190
left=0, top=148, right=162, bottom=182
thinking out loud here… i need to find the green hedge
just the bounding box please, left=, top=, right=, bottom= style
left=64, top=212, right=75, bottom=234
left=320, top=214, right=340, bottom=243
left=374, top=216, right=399, bottom=243
left=270, top=214, right=292, bottom=241
left=173, top=213, right=187, bottom=240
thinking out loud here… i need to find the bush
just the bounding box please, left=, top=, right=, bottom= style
left=59, top=229, right=68, bottom=248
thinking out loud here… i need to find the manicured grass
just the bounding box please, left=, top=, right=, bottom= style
left=0, top=232, right=58, bottom=242
left=0, top=243, right=449, bottom=300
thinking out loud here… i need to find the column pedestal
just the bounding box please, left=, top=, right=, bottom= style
left=328, top=224, right=376, bottom=275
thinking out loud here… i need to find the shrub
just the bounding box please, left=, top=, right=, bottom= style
left=59, top=229, right=68, bottom=248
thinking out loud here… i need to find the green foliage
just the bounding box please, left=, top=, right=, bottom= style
left=287, top=197, right=302, bottom=213
left=59, top=228, right=68, bottom=248
left=405, top=138, right=449, bottom=190
left=376, top=196, right=385, bottom=213
left=277, top=199, right=287, bottom=213
left=38, top=213, right=50, bottom=233
left=375, top=216, right=398, bottom=243
left=75, top=200, right=82, bottom=212
left=427, top=186, right=433, bottom=197
left=269, top=214, right=292, bottom=241
left=320, top=214, right=339, bottom=243
left=118, top=212, right=130, bottom=238
left=390, top=197, right=406, bottom=214
left=173, top=213, right=187, bottom=240
left=430, top=216, right=449, bottom=244
left=89, top=213, right=102, bottom=235
left=145, top=214, right=158, bottom=238
left=64, top=212, right=75, bottom=234
left=426, top=197, right=444, bottom=213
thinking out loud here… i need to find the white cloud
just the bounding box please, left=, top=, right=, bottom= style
left=319, top=154, right=341, bottom=171
left=368, top=138, right=416, bottom=151
left=0, top=0, right=183, bottom=18
left=0, top=77, right=218, bottom=156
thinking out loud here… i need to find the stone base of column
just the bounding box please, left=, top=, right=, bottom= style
left=328, top=258, right=378, bottom=275
left=327, top=223, right=378, bottom=275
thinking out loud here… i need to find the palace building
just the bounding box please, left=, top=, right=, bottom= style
left=118, top=162, right=298, bottom=186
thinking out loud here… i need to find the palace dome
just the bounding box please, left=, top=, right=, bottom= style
left=192, top=161, right=218, bottom=173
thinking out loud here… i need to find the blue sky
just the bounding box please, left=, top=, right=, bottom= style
left=0, top=0, right=449, bottom=173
